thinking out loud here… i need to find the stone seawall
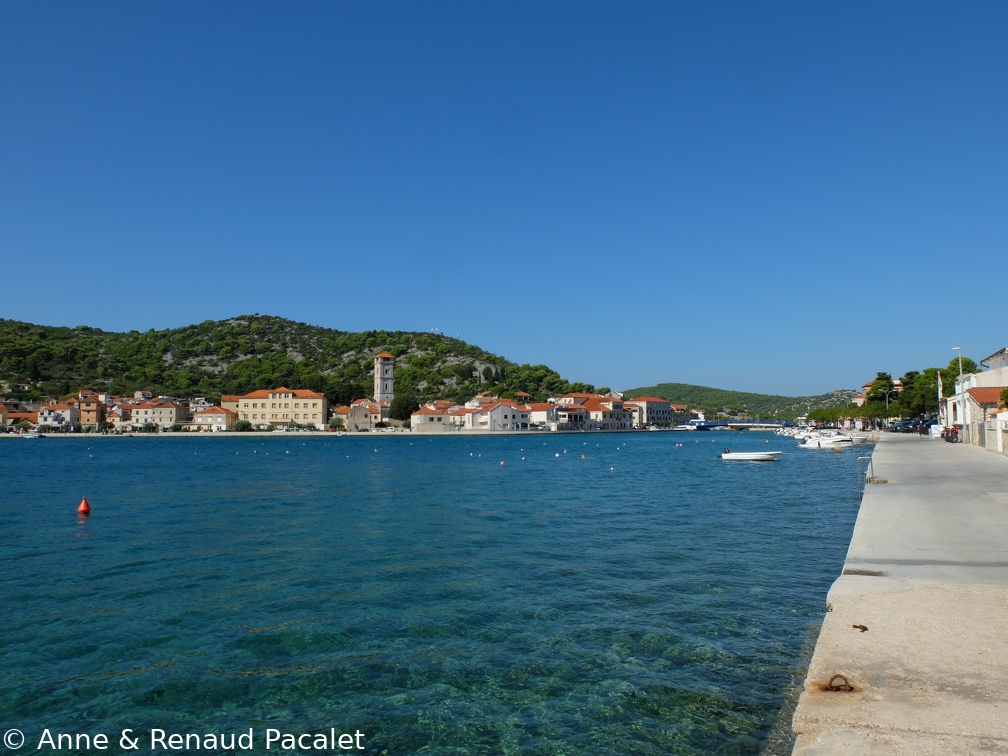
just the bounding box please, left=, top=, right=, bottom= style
left=792, top=433, right=1008, bottom=753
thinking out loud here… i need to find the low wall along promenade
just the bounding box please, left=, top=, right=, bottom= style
left=792, top=433, right=1008, bottom=753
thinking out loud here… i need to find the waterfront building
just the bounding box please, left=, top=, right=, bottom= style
left=105, top=404, right=131, bottom=433
left=555, top=404, right=588, bottom=430
left=130, top=400, right=187, bottom=431
left=624, top=396, right=673, bottom=427
left=463, top=401, right=529, bottom=431
left=78, top=390, right=106, bottom=429
left=331, top=405, right=351, bottom=427
left=6, top=410, right=38, bottom=428
left=220, top=395, right=241, bottom=415
left=582, top=396, right=633, bottom=430
left=192, top=406, right=238, bottom=432
left=943, top=345, right=1008, bottom=450
left=237, top=387, right=327, bottom=430
left=346, top=398, right=383, bottom=431
left=525, top=402, right=557, bottom=429
left=410, top=405, right=457, bottom=432
left=38, top=401, right=80, bottom=432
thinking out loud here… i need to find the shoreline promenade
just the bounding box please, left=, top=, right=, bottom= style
left=792, top=433, right=1008, bottom=753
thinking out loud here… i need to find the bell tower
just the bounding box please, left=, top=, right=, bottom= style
left=374, top=352, right=395, bottom=403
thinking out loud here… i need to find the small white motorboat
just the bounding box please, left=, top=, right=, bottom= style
left=721, top=450, right=783, bottom=461
left=795, top=431, right=864, bottom=449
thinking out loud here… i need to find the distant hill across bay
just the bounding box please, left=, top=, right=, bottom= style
left=624, top=383, right=856, bottom=421
left=0, top=315, right=598, bottom=405
left=1, top=315, right=854, bottom=418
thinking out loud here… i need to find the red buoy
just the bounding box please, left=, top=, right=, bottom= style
left=78, top=496, right=91, bottom=516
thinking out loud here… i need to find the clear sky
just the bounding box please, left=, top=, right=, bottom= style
left=2, top=2, right=1005, bottom=395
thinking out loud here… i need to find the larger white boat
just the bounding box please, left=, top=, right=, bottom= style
left=796, top=431, right=869, bottom=449
left=721, top=450, right=783, bottom=461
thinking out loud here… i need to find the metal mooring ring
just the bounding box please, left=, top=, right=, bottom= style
left=827, top=674, right=854, bottom=692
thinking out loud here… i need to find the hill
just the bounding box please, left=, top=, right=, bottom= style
left=624, top=382, right=856, bottom=421
left=0, top=315, right=597, bottom=405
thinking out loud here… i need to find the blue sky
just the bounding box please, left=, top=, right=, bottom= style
left=2, top=2, right=1005, bottom=395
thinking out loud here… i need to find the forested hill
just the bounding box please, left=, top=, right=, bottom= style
left=0, top=315, right=597, bottom=405
left=624, top=382, right=856, bottom=420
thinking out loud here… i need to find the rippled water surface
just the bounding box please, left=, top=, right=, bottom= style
left=1, top=433, right=865, bottom=754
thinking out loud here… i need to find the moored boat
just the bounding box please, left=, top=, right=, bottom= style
left=721, top=450, right=783, bottom=461
left=796, top=432, right=854, bottom=449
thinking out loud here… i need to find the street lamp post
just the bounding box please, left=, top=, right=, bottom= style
left=883, top=388, right=896, bottom=428
left=953, top=346, right=965, bottom=438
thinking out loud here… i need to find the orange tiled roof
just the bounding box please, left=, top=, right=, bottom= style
left=195, top=406, right=237, bottom=416
left=241, top=387, right=325, bottom=400
left=412, top=406, right=448, bottom=416
left=966, top=387, right=1007, bottom=404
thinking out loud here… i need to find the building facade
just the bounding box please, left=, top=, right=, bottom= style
left=237, top=387, right=328, bottom=430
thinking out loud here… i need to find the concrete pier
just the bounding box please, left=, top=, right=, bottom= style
left=792, top=433, right=1008, bottom=753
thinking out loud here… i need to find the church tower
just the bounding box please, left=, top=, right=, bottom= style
left=374, top=352, right=395, bottom=403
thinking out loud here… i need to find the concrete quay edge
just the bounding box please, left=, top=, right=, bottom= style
left=792, top=433, right=1008, bottom=754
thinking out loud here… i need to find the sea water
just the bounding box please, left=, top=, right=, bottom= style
left=0, top=432, right=864, bottom=754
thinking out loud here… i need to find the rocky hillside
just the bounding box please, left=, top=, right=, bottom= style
left=0, top=315, right=597, bottom=405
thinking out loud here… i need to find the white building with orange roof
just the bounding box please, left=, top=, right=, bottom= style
left=105, top=404, right=131, bottom=432
left=192, top=406, right=238, bottom=432
left=130, top=400, right=187, bottom=431
left=458, top=401, right=529, bottom=431
left=556, top=392, right=597, bottom=406
left=38, top=401, right=80, bottom=432
left=623, top=396, right=673, bottom=427
left=525, top=402, right=557, bottom=429
left=237, top=387, right=328, bottom=430
left=582, top=396, right=632, bottom=430
left=466, top=391, right=499, bottom=408
left=623, top=401, right=644, bottom=428
left=410, top=405, right=458, bottom=432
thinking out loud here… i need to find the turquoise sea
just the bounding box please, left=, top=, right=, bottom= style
left=1, top=432, right=865, bottom=755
